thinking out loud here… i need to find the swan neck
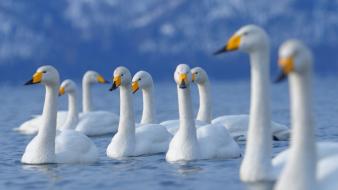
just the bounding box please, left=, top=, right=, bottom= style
left=82, top=79, right=92, bottom=113
left=177, top=86, right=197, bottom=137
left=196, top=81, right=212, bottom=123
left=141, top=87, right=156, bottom=124
left=63, top=92, right=79, bottom=130
left=241, top=48, right=273, bottom=180
left=37, top=84, right=58, bottom=156
left=117, top=85, right=135, bottom=137
left=276, top=69, right=316, bottom=190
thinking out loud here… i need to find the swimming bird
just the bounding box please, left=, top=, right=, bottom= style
left=191, top=67, right=290, bottom=141
left=106, top=66, right=172, bottom=159
left=273, top=40, right=338, bottom=190
left=214, top=25, right=277, bottom=183
left=165, top=64, right=241, bottom=162
left=21, top=66, right=98, bottom=164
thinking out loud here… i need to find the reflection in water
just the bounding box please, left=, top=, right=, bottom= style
left=174, top=162, right=203, bottom=175
left=245, top=181, right=275, bottom=190
left=22, top=164, right=59, bottom=182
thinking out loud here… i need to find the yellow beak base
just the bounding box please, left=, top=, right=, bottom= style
left=109, top=76, right=121, bottom=91
left=59, top=87, right=65, bottom=96
left=226, top=35, right=241, bottom=51
left=131, top=81, right=139, bottom=93
left=25, top=71, right=43, bottom=85
left=279, top=57, right=294, bottom=74
left=97, top=75, right=107, bottom=84
left=178, top=74, right=188, bottom=89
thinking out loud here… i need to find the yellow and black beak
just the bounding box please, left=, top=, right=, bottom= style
left=178, top=73, right=188, bottom=89
left=131, top=81, right=139, bottom=94
left=25, top=71, right=43, bottom=85
left=97, top=75, right=109, bottom=84
left=214, top=34, right=241, bottom=55
left=109, top=76, right=121, bottom=91
left=275, top=57, right=294, bottom=83
left=59, top=86, right=65, bottom=96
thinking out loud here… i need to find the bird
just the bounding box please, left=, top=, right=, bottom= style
left=21, top=65, right=98, bottom=164
left=165, top=64, right=241, bottom=162
left=191, top=66, right=290, bottom=141
left=106, top=66, right=172, bottom=159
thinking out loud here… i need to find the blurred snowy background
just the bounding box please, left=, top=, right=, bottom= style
left=0, top=0, right=337, bottom=83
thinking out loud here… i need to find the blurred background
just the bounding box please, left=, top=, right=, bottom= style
left=0, top=0, right=337, bottom=84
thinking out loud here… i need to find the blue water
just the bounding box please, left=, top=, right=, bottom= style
left=0, top=77, right=337, bottom=190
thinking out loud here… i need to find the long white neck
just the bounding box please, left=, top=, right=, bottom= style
left=275, top=69, right=316, bottom=190
left=62, top=92, right=79, bottom=130
left=196, top=81, right=212, bottom=123
left=117, top=85, right=136, bottom=138
left=140, top=86, right=157, bottom=124
left=82, top=78, right=92, bottom=113
left=240, top=47, right=273, bottom=182
left=177, top=85, right=197, bottom=140
left=36, top=84, right=58, bottom=158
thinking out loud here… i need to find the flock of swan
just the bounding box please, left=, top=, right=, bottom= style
left=14, top=25, right=338, bottom=190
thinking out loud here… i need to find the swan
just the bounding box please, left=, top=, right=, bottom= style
left=106, top=66, right=172, bottom=159
left=214, top=25, right=277, bottom=182
left=131, top=70, right=206, bottom=134
left=165, top=64, right=241, bottom=162
left=21, top=66, right=98, bottom=164
left=191, top=67, right=290, bottom=141
left=15, top=70, right=118, bottom=136
left=274, top=40, right=338, bottom=190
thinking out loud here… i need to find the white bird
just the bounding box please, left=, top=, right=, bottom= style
left=106, top=66, right=172, bottom=159
left=21, top=66, right=98, bottom=164
left=214, top=25, right=278, bottom=182
left=191, top=67, right=290, bottom=141
left=16, top=71, right=119, bottom=136
left=165, top=64, right=241, bottom=162
left=273, top=40, right=338, bottom=190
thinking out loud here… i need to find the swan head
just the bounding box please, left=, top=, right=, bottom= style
left=25, top=65, right=60, bottom=86
left=191, top=67, right=208, bottom=84
left=83, top=70, right=108, bottom=84
left=275, top=40, right=313, bottom=82
left=59, top=79, right=77, bottom=96
left=131, top=71, right=153, bottom=93
left=110, top=66, right=132, bottom=91
left=174, top=64, right=192, bottom=89
left=214, top=24, right=269, bottom=55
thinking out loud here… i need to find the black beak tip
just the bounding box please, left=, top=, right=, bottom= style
left=274, top=72, right=287, bottom=83
left=213, top=47, right=227, bottom=55
left=24, top=79, right=34, bottom=85
left=109, top=83, right=118, bottom=91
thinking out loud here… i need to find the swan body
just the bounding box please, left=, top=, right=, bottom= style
left=274, top=40, right=338, bottom=190
left=21, top=66, right=98, bottom=164
left=191, top=67, right=290, bottom=141
left=160, top=120, right=208, bottom=135
left=215, top=25, right=275, bottom=182
left=106, top=67, right=172, bottom=159
left=165, top=64, right=241, bottom=162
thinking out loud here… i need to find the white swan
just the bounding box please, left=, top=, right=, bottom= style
left=215, top=25, right=276, bottom=182
left=106, top=66, right=172, bottom=159
left=21, top=66, right=98, bottom=164
left=15, top=70, right=118, bottom=136
left=191, top=67, right=290, bottom=141
left=274, top=40, right=338, bottom=190
left=165, top=64, right=241, bottom=162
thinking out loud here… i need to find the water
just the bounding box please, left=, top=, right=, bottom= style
left=0, top=77, right=337, bottom=190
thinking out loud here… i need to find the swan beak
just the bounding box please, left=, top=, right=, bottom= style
left=192, top=73, right=196, bottom=82
left=109, top=76, right=121, bottom=91
left=59, top=87, right=65, bottom=96
left=214, top=35, right=241, bottom=55
left=275, top=57, right=294, bottom=83
left=97, top=75, right=109, bottom=84
left=179, top=74, right=188, bottom=89
left=25, top=71, right=43, bottom=85
left=131, top=81, right=139, bottom=93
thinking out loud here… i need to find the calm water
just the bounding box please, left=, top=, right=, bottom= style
left=0, top=77, right=337, bottom=190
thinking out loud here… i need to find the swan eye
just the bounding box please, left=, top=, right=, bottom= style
left=243, top=32, right=249, bottom=36
left=138, top=78, right=141, bottom=81
left=195, top=72, right=198, bottom=75
left=121, top=74, right=124, bottom=77
left=42, top=71, right=47, bottom=73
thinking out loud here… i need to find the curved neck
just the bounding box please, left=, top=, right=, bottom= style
left=140, top=87, right=156, bottom=124
left=241, top=48, right=273, bottom=177
left=276, top=69, right=316, bottom=190
left=37, top=84, right=58, bottom=157
left=196, top=81, right=212, bottom=123
left=62, top=92, right=79, bottom=130
left=82, top=78, right=92, bottom=113
left=117, top=85, right=136, bottom=137
left=177, top=85, right=197, bottom=138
